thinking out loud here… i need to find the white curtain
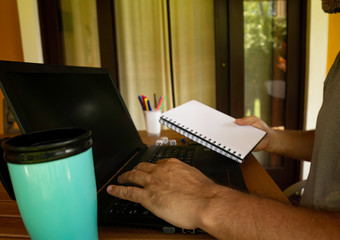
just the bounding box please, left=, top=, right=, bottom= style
left=170, top=0, right=216, bottom=106
left=114, top=0, right=215, bottom=130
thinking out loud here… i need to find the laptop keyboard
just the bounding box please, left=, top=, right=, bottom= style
left=106, top=199, right=151, bottom=217
left=147, top=146, right=194, bottom=164
left=104, top=146, right=194, bottom=217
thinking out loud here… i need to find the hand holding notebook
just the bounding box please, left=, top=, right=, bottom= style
left=159, top=100, right=266, bottom=163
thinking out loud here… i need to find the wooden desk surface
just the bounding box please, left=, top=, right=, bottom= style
left=0, top=130, right=288, bottom=239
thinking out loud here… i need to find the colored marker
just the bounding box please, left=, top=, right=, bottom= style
left=159, top=95, right=166, bottom=111
left=154, top=93, right=157, bottom=108
left=138, top=95, right=145, bottom=110
left=144, top=98, right=149, bottom=111
left=147, top=99, right=152, bottom=111
left=156, top=96, right=164, bottom=111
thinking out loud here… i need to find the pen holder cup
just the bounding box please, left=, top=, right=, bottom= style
left=0, top=128, right=98, bottom=240
left=143, top=110, right=161, bottom=137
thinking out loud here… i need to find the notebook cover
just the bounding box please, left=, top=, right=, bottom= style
left=160, top=100, right=266, bottom=162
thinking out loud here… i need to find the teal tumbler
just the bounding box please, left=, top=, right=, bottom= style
left=1, top=128, right=98, bottom=240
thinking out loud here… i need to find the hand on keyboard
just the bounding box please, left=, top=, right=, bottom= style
left=106, top=158, right=228, bottom=230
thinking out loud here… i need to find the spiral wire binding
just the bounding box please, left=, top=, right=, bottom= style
left=159, top=117, right=243, bottom=163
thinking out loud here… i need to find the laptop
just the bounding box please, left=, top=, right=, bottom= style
left=0, top=60, right=247, bottom=233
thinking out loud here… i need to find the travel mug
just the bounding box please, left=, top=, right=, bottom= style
left=0, top=128, right=98, bottom=240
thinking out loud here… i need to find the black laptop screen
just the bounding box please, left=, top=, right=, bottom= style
left=0, top=64, right=145, bottom=188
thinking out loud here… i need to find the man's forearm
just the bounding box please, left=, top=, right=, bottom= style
left=267, top=129, right=315, bottom=161
left=199, top=186, right=340, bottom=240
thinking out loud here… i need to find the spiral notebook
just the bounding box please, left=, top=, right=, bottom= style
left=160, top=100, right=266, bottom=163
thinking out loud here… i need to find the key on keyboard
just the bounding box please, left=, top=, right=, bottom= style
left=148, top=146, right=194, bottom=164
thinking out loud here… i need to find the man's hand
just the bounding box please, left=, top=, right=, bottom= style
left=236, top=116, right=315, bottom=160
left=106, top=158, right=222, bottom=230
left=235, top=116, right=274, bottom=152
left=106, top=156, right=340, bottom=240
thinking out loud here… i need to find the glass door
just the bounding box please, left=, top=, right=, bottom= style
left=214, top=0, right=306, bottom=189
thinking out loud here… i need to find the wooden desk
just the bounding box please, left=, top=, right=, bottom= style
left=0, top=130, right=288, bottom=239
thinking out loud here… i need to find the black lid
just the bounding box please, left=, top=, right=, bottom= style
left=2, top=128, right=92, bottom=164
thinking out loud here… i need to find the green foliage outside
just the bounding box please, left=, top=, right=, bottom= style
left=243, top=1, right=286, bottom=124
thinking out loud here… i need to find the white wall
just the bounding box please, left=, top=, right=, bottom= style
left=17, top=0, right=43, bottom=63
left=302, top=0, right=329, bottom=180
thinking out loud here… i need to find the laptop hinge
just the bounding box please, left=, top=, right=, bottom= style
left=97, top=151, right=140, bottom=194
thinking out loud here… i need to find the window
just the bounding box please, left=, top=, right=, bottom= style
left=38, top=0, right=307, bottom=190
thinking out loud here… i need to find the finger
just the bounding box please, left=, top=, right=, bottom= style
left=235, top=116, right=267, bottom=131
left=156, top=157, right=181, bottom=164
left=118, top=169, right=152, bottom=187
left=134, top=161, right=157, bottom=173
left=106, top=185, right=146, bottom=204
left=235, top=116, right=258, bottom=126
